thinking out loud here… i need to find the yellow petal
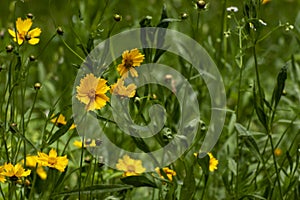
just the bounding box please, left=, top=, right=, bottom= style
left=28, top=27, right=41, bottom=38
left=28, top=38, right=40, bottom=45
left=8, top=29, right=16, bottom=37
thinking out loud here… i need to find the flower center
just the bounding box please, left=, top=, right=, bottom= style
left=127, top=165, right=136, bottom=172
left=48, top=157, right=57, bottom=165
left=124, top=59, right=133, bottom=68
left=88, top=89, right=96, bottom=99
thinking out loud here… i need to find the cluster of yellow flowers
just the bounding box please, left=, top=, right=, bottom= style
left=76, top=48, right=144, bottom=111
left=0, top=149, right=68, bottom=183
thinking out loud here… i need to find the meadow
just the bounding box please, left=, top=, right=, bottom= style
left=0, top=0, right=299, bottom=199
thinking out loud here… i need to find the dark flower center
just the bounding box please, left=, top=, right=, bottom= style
left=127, top=165, right=135, bottom=172
left=124, top=59, right=133, bottom=68
left=88, top=89, right=96, bottom=99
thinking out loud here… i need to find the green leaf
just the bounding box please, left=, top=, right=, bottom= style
left=196, top=152, right=210, bottom=175
left=52, top=184, right=133, bottom=197
left=180, top=165, right=196, bottom=200
left=271, top=66, right=287, bottom=109
left=253, top=83, right=269, bottom=131
left=47, top=118, right=74, bottom=145
left=120, top=174, right=157, bottom=188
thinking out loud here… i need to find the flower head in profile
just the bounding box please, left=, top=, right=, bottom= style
left=73, top=138, right=100, bottom=148
left=76, top=73, right=110, bottom=111
left=208, top=152, right=218, bottom=172
left=51, top=114, right=76, bottom=130
left=117, top=48, right=145, bottom=78
left=194, top=152, right=219, bottom=172
left=262, top=0, right=271, bottom=5
left=155, top=167, right=176, bottom=181
left=37, top=149, right=68, bottom=172
left=2, top=163, right=31, bottom=181
left=8, top=17, right=41, bottom=45
left=110, top=78, right=137, bottom=98
left=0, top=166, right=6, bottom=183
left=116, top=155, right=146, bottom=176
left=23, top=156, right=47, bottom=180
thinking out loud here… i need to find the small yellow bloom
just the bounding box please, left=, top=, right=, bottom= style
left=208, top=153, right=218, bottom=172
left=0, top=166, right=6, bottom=183
left=110, top=78, right=137, bottom=98
left=116, top=155, right=146, bottom=176
left=76, top=73, right=110, bottom=111
left=73, top=139, right=97, bottom=148
left=2, top=163, right=31, bottom=179
left=274, top=148, right=282, bottom=157
left=37, top=149, right=68, bottom=172
left=117, top=48, right=145, bottom=78
left=155, top=167, right=176, bottom=181
left=23, top=156, right=47, bottom=180
left=8, top=17, right=41, bottom=45
left=51, top=114, right=76, bottom=130
left=261, top=0, right=271, bottom=5
left=194, top=152, right=219, bottom=172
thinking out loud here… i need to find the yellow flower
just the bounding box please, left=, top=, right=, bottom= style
left=262, top=0, right=271, bottom=5
left=274, top=148, right=282, bottom=157
left=117, top=48, right=145, bottom=77
left=155, top=167, right=176, bottom=181
left=110, top=78, right=137, bottom=98
left=51, top=114, right=76, bottom=130
left=2, top=163, right=31, bottom=180
left=76, top=73, right=110, bottom=111
left=194, top=152, right=219, bottom=172
left=23, top=156, right=47, bottom=180
left=8, top=17, right=41, bottom=45
left=0, top=166, right=6, bottom=183
left=73, top=139, right=97, bottom=148
left=37, top=149, right=68, bottom=172
left=116, top=155, right=146, bottom=176
left=208, top=153, right=218, bottom=172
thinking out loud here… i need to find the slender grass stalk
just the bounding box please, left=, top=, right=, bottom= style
left=60, top=37, right=85, bottom=63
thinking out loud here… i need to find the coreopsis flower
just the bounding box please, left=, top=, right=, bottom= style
left=8, top=17, right=41, bottom=45
left=117, top=48, right=145, bottom=77
left=155, top=167, right=176, bottom=181
left=194, top=152, right=219, bottom=172
left=0, top=166, right=6, bottom=183
left=23, top=156, right=47, bottom=180
left=76, top=73, right=110, bottom=111
left=116, top=155, right=146, bottom=176
left=51, top=114, right=76, bottom=130
left=262, top=0, right=271, bottom=5
left=2, top=163, right=31, bottom=180
left=208, top=152, right=218, bottom=172
left=110, top=78, right=137, bottom=98
left=73, top=139, right=98, bottom=148
left=37, top=149, right=68, bottom=172
left=274, top=148, right=282, bottom=157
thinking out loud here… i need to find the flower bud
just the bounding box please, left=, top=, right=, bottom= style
left=114, top=14, right=122, bottom=22
left=29, top=55, right=36, bottom=61
left=6, top=44, right=13, bottom=53
left=27, top=13, right=34, bottom=19
left=56, top=26, right=64, bottom=36
left=196, top=0, right=206, bottom=9
left=181, top=13, right=188, bottom=20
left=34, top=82, right=41, bottom=90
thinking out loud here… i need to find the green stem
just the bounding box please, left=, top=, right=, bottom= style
left=60, top=37, right=85, bottom=62
left=268, top=133, right=283, bottom=200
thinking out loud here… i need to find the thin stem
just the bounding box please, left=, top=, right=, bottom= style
left=268, top=133, right=283, bottom=200
left=60, top=37, right=85, bottom=62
